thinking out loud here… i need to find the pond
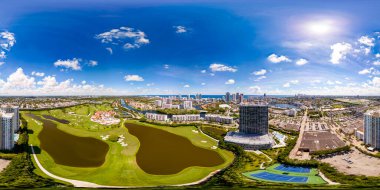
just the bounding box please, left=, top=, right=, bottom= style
left=27, top=113, right=109, bottom=167
left=125, top=123, right=225, bottom=175
left=42, top=114, right=70, bottom=124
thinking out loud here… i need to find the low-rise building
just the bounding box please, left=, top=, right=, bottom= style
left=145, top=113, right=168, bottom=121
left=172, top=114, right=200, bottom=121
left=205, top=114, right=233, bottom=124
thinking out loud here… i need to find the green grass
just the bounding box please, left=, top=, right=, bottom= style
left=23, top=105, right=234, bottom=187
left=242, top=163, right=326, bottom=185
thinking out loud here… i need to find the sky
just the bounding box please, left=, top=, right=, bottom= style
left=1, top=0, right=380, bottom=96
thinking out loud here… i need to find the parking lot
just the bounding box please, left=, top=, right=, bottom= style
left=320, top=148, right=380, bottom=176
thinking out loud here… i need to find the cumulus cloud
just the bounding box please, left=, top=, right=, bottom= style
left=184, top=84, right=190, bottom=88
left=1, top=68, right=35, bottom=89
left=95, top=27, right=149, bottom=50
left=124, top=74, right=144, bottom=82
left=174, top=26, right=187, bottom=33
left=296, top=58, right=308, bottom=66
left=267, top=54, right=291, bottom=63
left=209, top=63, right=237, bottom=72
left=164, top=64, right=169, bottom=69
left=54, top=58, right=82, bottom=71
left=0, top=62, right=4, bottom=66
left=31, top=71, right=45, bottom=77
left=201, top=82, right=206, bottom=85
left=225, top=79, right=235, bottom=85
left=330, top=42, right=352, bottom=64
left=358, top=36, right=375, bottom=47
left=201, top=70, right=206, bottom=73
left=252, top=69, right=267, bottom=76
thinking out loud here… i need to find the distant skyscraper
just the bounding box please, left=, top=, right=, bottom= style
left=364, top=110, right=380, bottom=149
left=232, top=93, right=237, bottom=102
left=238, top=93, right=244, bottom=103
left=239, top=105, right=268, bottom=135
left=226, top=92, right=231, bottom=103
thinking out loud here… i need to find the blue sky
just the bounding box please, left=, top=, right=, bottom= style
left=1, top=0, right=380, bottom=95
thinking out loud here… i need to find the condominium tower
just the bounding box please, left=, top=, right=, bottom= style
left=364, top=110, right=380, bottom=149
left=239, top=105, right=269, bottom=135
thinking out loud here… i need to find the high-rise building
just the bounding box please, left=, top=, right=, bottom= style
left=239, top=105, right=268, bottom=135
left=155, top=100, right=162, bottom=107
left=226, top=92, right=231, bottom=103
left=238, top=93, right=244, bottom=104
left=183, top=100, right=193, bottom=109
left=1, top=106, right=19, bottom=132
left=364, top=110, right=380, bottom=149
left=0, top=112, right=15, bottom=150
left=232, top=93, right=237, bottom=102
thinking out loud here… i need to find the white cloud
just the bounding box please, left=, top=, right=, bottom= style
left=164, top=64, right=169, bottom=69
left=0, top=51, right=5, bottom=59
left=296, top=58, right=308, bottom=66
left=81, top=80, right=86, bottom=84
left=106, top=47, right=113, bottom=54
left=209, top=63, right=237, bottom=72
left=326, top=80, right=335, bottom=85
left=88, top=60, right=98, bottom=66
left=210, top=73, right=215, bottom=76
left=2, top=68, right=35, bottom=89
left=358, top=67, right=380, bottom=75
left=371, top=77, right=380, bottom=87
left=358, top=36, right=375, bottom=47
left=252, top=69, right=267, bottom=76
left=201, top=82, right=206, bottom=85
left=0, top=31, right=16, bottom=62
left=95, top=27, right=149, bottom=50
left=335, top=81, right=342, bottom=84
left=146, top=83, right=154, bottom=87
left=330, top=42, right=352, bottom=64
left=254, top=76, right=266, bottom=81
left=54, top=58, right=82, bottom=71
left=248, top=86, right=261, bottom=94
left=124, top=74, right=144, bottom=82
left=201, top=70, right=206, bottom=73
left=376, top=53, right=380, bottom=58
left=283, top=80, right=299, bottom=88
left=174, top=26, right=187, bottom=33
left=373, top=61, right=380, bottom=66
left=0, top=62, right=4, bottom=66
left=31, top=71, right=45, bottom=77
left=267, top=54, right=291, bottom=63
left=0, top=31, right=16, bottom=51
left=225, top=79, right=235, bottom=85
left=184, top=84, right=190, bottom=88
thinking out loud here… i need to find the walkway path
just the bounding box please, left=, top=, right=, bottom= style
left=289, top=109, right=308, bottom=160
left=318, top=170, right=340, bottom=185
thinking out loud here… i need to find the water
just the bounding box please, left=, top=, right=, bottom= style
left=270, top=103, right=298, bottom=109
left=26, top=113, right=109, bottom=167
left=125, top=123, right=224, bottom=175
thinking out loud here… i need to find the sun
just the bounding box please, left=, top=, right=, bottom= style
left=305, top=20, right=334, bottom=36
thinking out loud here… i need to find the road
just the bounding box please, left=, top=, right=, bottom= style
left=289, top=109, right=308, bottom=159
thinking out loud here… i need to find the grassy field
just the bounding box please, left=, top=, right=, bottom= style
left=23, top=104, right=234, bottom=187
left=243, top=163, right=326, bottom=184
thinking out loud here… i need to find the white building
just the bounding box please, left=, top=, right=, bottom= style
left=364, top=110, right=380, bottom=149
left=145, top=113, right=168, bottom=121
left=183, top=100, right=193, bottom=109
left=155, top=100, right=162, bottom=107
left=172, top=114, right=200, bottom=122
left=284, top=108, right=297, bottom=117
left=0, top=112, right=15, bottom=150
left=205, top=114, right=233, bottom=124
left=1, top=105, right=19, bottom=132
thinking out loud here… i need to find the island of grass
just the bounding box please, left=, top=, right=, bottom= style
left=23, top=104, right=234, bottom=187
left=243, top=163, right=326, bottom=184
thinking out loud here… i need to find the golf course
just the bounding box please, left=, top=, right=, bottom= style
left=23, top=103, right=234, bottom=187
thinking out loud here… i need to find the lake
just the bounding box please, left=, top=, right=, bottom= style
left=27, top=113, right=109, bottom=167
left=125, top=123, right=225, bottom=175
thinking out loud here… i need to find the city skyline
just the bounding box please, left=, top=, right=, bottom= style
left=1, top=0, right=380, bottom=96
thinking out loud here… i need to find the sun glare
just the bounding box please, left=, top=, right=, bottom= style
left=305, top=20, right=334, bottom=35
